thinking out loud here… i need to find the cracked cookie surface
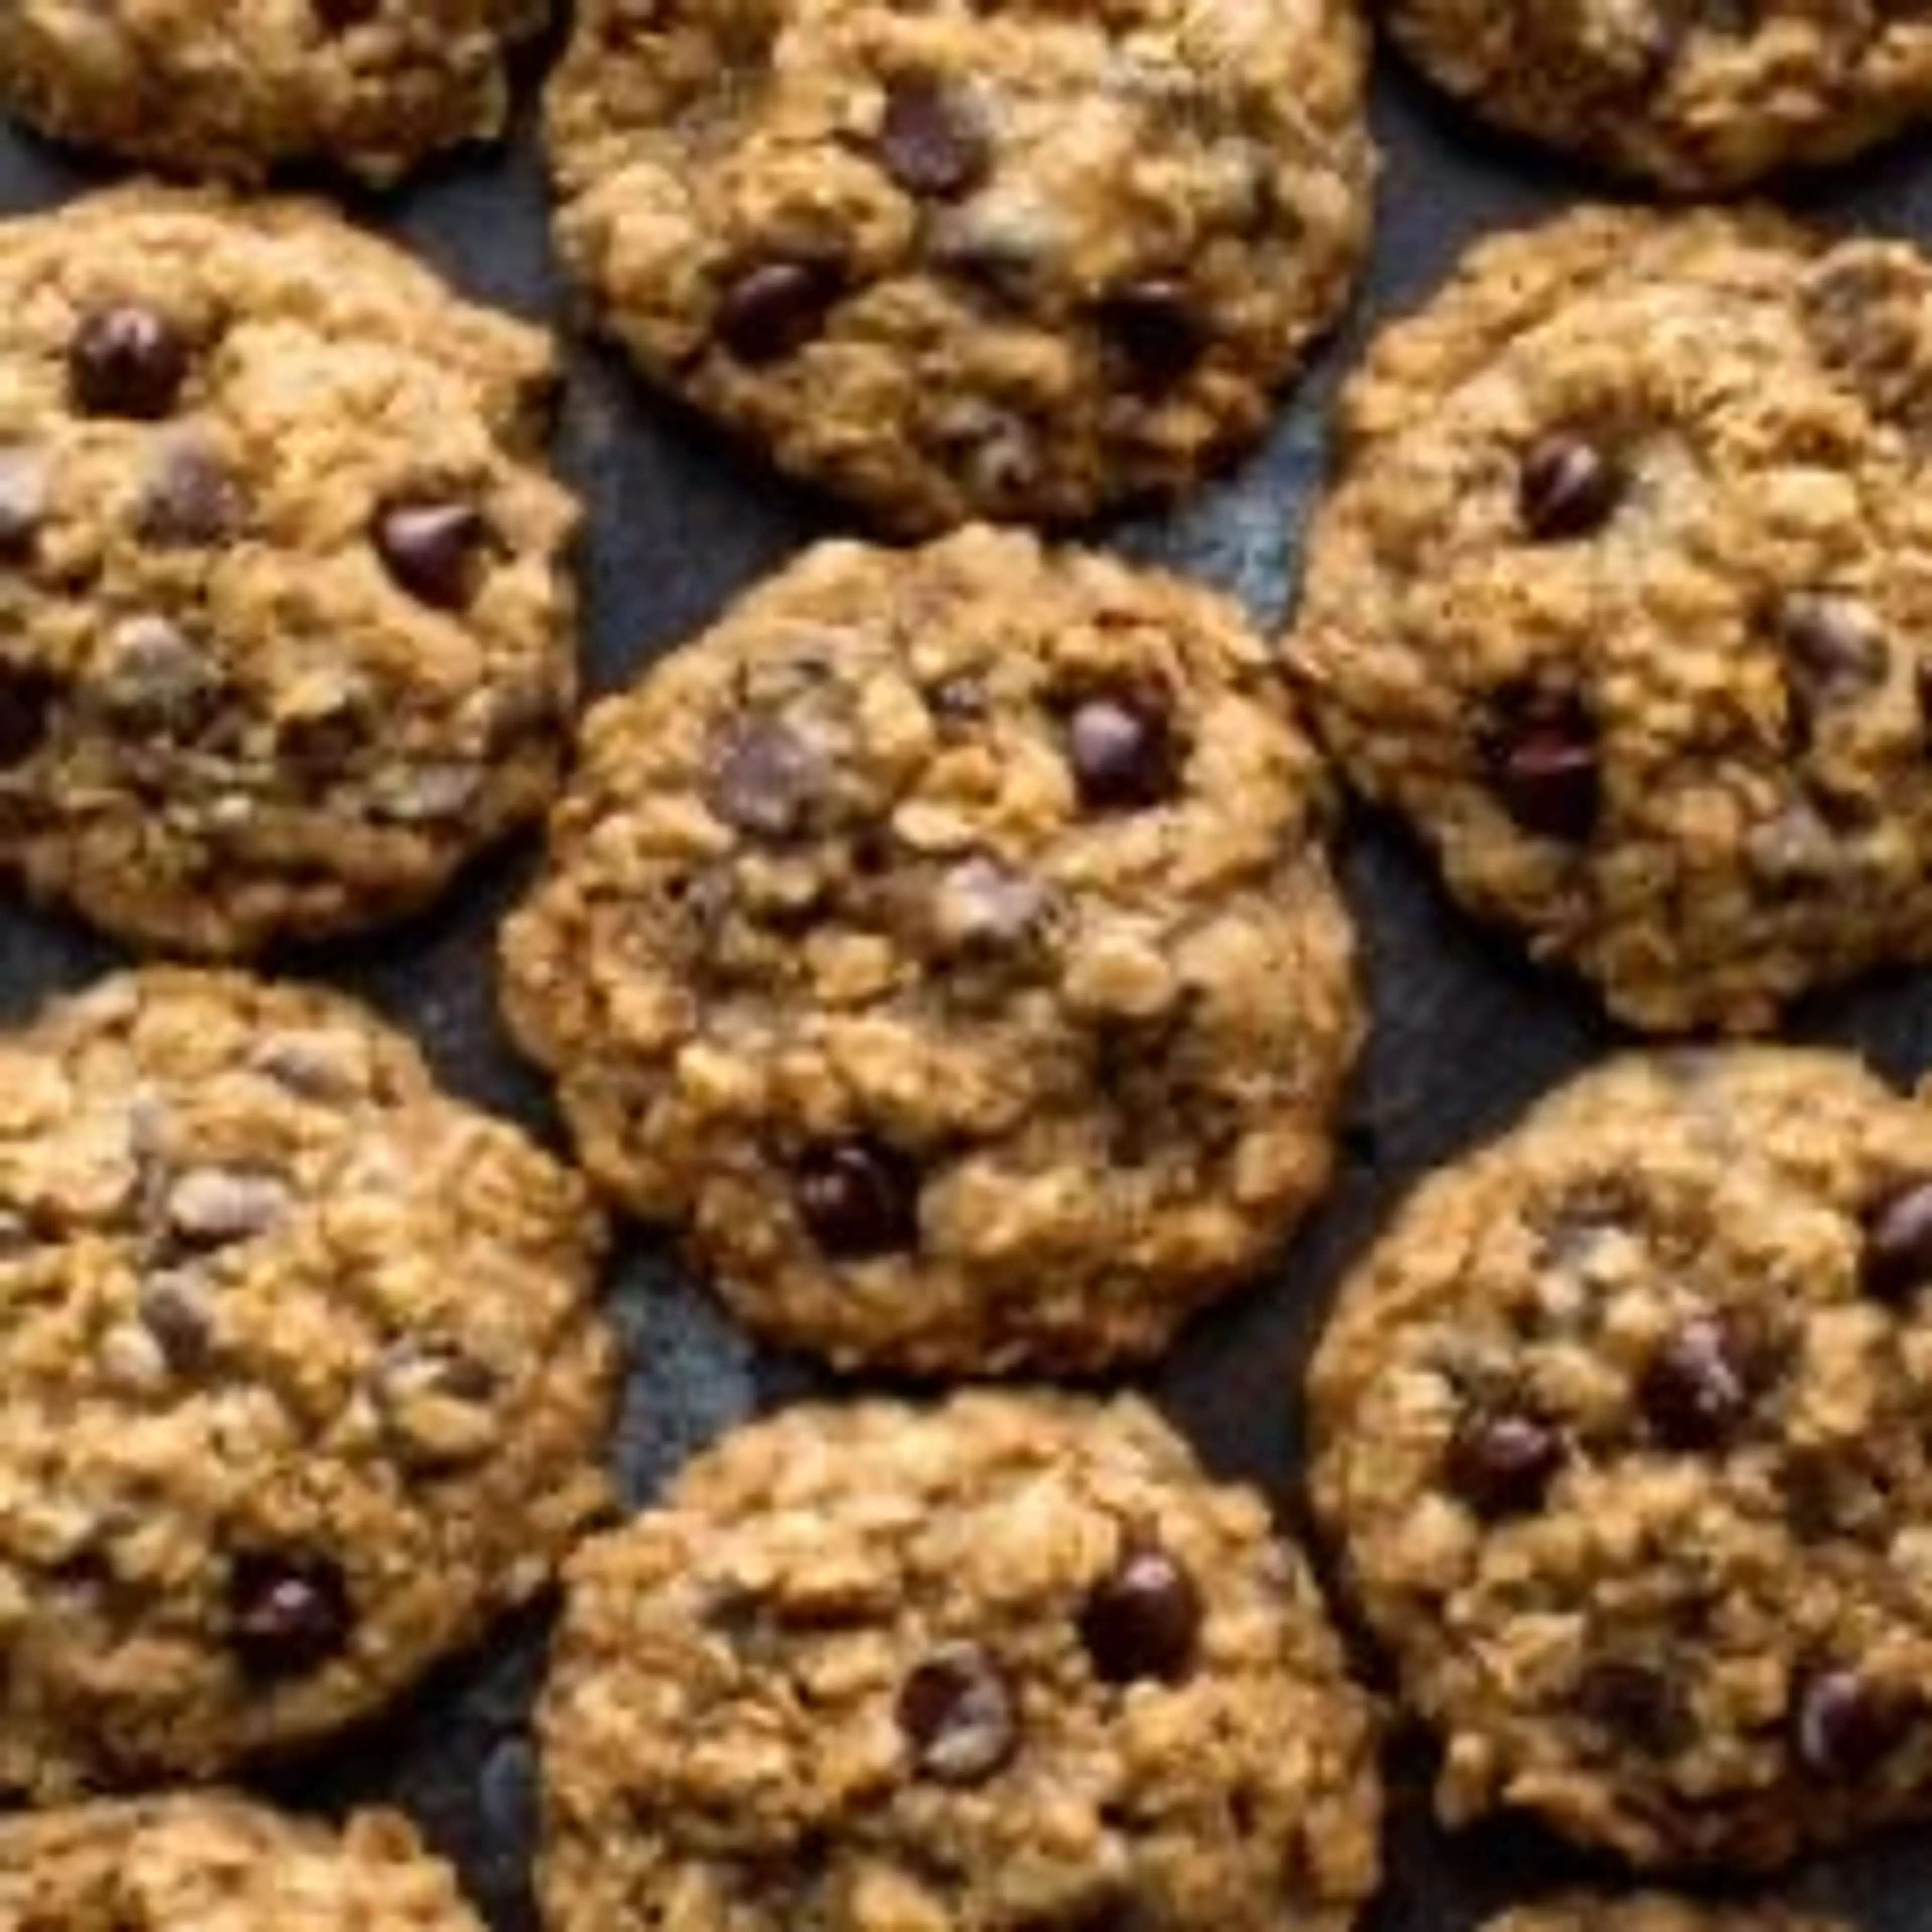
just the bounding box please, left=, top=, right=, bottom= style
left=0, top=186, right=576, bottom=957
left=0, top=1794, right=486, bottom=1931
left=0, top=967, right=614, bottom=1800
left=1286, top=207, right=1932, bottom=1034
left=539, top=1391, right=1383, bottom=1932
left=0, top=0, right=547, bottom=185
left=1311, top=1048, right=1932, bottom=1869
left=1379, top=0, right=1932, bottom=193
left=544, top=0, right=1374, bottom=533
left=501, top=526, right=1361, bottom=1376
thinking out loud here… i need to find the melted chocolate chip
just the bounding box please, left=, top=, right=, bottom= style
left=1639, top=1314, right=1755, bottom=1450
left=876, top=75, right=991, bottom=200
left=1066, top=693, right=1177, bottom=812
left=1794, top=1667, right=1912, bottom=1781
left=136, top=438, right=247, bottom=548
left=716, top=259, right=844, bottom=365
left=0, top=448, right=48, bottom=562
left=1078, top=1542, right=1203, bottom=1685
left=796, top=1140, right=920, bottom=1258
left=1488, top=699, right=1600, bottom=841
left=227, top=1553, right=352, bottom=1676
left=0, top=661, right=56, bottom=767
left=68, top=304, right=190, bottom=420
left=1100, top=282, right=1206, bottom=391
left=1863, top=1181, right=1932, bottom=1302
left=1447, top=1409, right=1564, bottom=1516
left=373, top=499, right=494, bottom=611
left=897, top=1642, right=1020, bottom=1785
left=707, top=716, right=824, bottom=840
left=1518, top=433, right=1625, bottom=540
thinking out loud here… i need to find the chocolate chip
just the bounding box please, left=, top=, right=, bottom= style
left=68, top=304, right=190, bottom=420
left=135, top=437, right=246, bottom=548
left=1100, top=282, right=1206, bottom=390
left=897, top=1642, right=1020, bottom=1785
left=1639, top=1314, right=1757, bottom=1449
left=1447, top=1409, right=1565, bottom=1516
left=707, top=716, right=824, bottom=840
left=931, top=856, right=1045, bottom=954
left=373, top=499, right=494, bottom=611
left=1518, top=433, right=1625, bottom=540
left=314, top=0, right=381, bottom=25
left=0, top=661, right=57, bottom=767
left=795, top=1140, right=920, bottom=1259
left=1488, top=701, right=1600, bottom=841
left=0, top=447, right=48, bottom=562
left=227, top=1553, right=352, bottom=1676
left=136, top=1276, right=212, bottom=1373
left=1794, top=1667, right=1912, bottom=1780
left=1863, top=1181, right=1932, bottom=1302
left=715, top=259, right=844, bottom=365
left=163, top=1167, right=293, bottom=1249
left=1078, top=1542, right=1203, bottom=1685
left=875, top=75, right=991, bottom=200
left=1579, top=1659, right=1692, bottom=1755
left=1066, top=693, right=1177, bottom=812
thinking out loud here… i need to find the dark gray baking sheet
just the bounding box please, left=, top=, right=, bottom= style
left=3, top=30, right=1932, bottom=1932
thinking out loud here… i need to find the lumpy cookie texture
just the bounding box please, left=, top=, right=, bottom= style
left=0, top=0, right=547, bottom=185
left=544, top=0, right=1373, bottom=533
left=1286, top=207, right=1932, bottom=1033
left=1380, top=0, right=1932, bottom=193
left=501, top=527, right=1361, bottom=1376
left=0, top=1795, right=487, bottom=1931
left=1479, top=1900, right=1846, bottom=1932
left=0, top=968, right=614, bottom=1799
left=0, top=186, right=577, bottom=957
left=539, top=1391, right=1383, bottom=1932
left=1311, top=1048, right=1932, bottom=1869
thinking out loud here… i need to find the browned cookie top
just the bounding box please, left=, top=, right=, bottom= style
left=1287, top=207, right=1932, bottom=1034
left=1380, top=0, right=1932, bottom=193
left=545, top=0, right=1374, bottom=533
left=0, top=186, right=576, bottom=957
left=501, top=526, right=1361, bottom=1376
left=1312, top=1047, right=1932, bottom=1870
left=0, top=968, right=614, bottom=1800
left=0, top=1795, right=486, bottom=1931
left=539, top=1392, right=1383, bottom=1932
left=0, top=0, right=547, bottom=184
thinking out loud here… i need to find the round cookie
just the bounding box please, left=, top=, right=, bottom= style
left=538, top=1391, right=1384, bottom=1932
left=501, top=526, right=1361, bottom=1376
left=0, top=967, right=614, bottom=1800
left=0, top=185, right=577, bottom=957
left=0, top=0, right=547, bottom=186
left=1479, top=1902, right=1845, bottom=1932
left=544, top=0, right=1374, bottom=534
left=0, top=1794, right=486, bottom=1931
left=1378, top=0, right=1932, bottom=194
left=1310, top=1047, right=1932, bottom=1869
left=1285, top=207, right=1932, bottom=1034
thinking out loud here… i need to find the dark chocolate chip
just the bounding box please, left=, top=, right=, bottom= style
left=1488, top=701, right=1600, bottom=841
left=1078, top=1542, right=1203, bottom=1685
left=1863, top=1181, right=1932, bottom=1302
left=1066, top=693, right=1177, bottom=812
left=227, top=1553, right=352, bottom=1677
left=795, top=1140, right=920, bottom=1259
left=68, top=304, right=191, bottom=420
left=1099, top=282, right=1207, bottom=391
left=1518, top=433, right=1625, bottom=540
left=0, top=661, right=57, bottom=767
left=707, top=716, right=825, bottom=840
left=715, top=259, right=844, bottom=365
left=136, top=437, right=247, bottom=548
left=876, top=75, right=991, bottom=200
left=1447, top=1409, right=1565, bottom=1516
left=1777, top=592, right=1888, bottom=698
left=373, top=499, right=494, bottom=611
left=1794, top=1667, right=1912, bottom=1780
left=0, top=447, right=48, bottom=562
left=897, top=1642, right=1020, bottom=1785
left=136, top=1276, right=213, bottom=1373
left=314, top=0, right=381, bottom=25
left=1578, top=1659, right=1692, bottom=1755
left=1639, top=1315, right=1755, bottom=1450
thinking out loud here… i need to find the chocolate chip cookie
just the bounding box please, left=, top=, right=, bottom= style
left=0, top=967, right=614, bottom=1800
left=539, top=1391, right=1384, bottom=1932
left=0, top=1794, right=486, bottom=1930
left=1311, top=1046, right=1932, bottom=1869
left=1285, top=207, right=1932, bottom=1034
left=544, top=0, right=1374, bottom=533
left=501, top=527, right=1361, bottom=1376
left=1379, top=0, right=1932, bottom=194
left=0, top=0, right=547, bottom=185
left=0, top=185, right=577, bottom=957
left=1479, top=1902, right=1845, bottom=1932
